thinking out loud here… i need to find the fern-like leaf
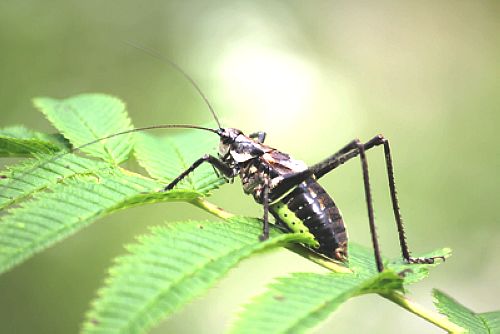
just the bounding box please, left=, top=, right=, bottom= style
left=0, top=167, right=202, bottom=275
left=229, top=245, right=450, bottom=334
left=230, top=271, right=403, bottom=334
left=82, top=217, right=311, bottom=334
left=33, top=94, right=133, bottom=164
left=348, top=244, right=452, bottom=285
left=433, top=289, right=500, bottom=333
left=0, top=155, right=110, bottom=209
left=1, top=93, right=224, bottom=274
left=0, top=118, right=223, bottom=274
left=0, top=125, right=69, bottom=157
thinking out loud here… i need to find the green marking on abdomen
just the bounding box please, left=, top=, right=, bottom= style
left=270, top=201, right=320, bottom=248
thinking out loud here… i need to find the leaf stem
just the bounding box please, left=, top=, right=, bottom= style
left=382, top=292, right=465, bottom=333
left=194, top=198, right=464, bottom=333
left=190, top=197, right=235, bottom=219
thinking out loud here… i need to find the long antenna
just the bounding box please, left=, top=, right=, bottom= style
left=60, top=124, right=218, bottom=154
left=0, top=124, right=219, bottom=197
left=124, top=40, right=222, bottom=129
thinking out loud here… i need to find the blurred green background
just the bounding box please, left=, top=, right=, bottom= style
left=0, top=1, right=499, bottom=333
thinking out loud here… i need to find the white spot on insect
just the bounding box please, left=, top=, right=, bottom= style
left=270, top=176, right=284, bottom=188
left=248, top=166, right=258, bottom=174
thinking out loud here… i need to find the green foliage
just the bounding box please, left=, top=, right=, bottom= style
left=0, top=167, right=200, bottom=275
left=0, top=125, right=69, bottom=156
left=386, top=247, right=453, bottom=285
left=0, top=154, right=109, bottom=209
left=83, top=217, right=310, bottom=334
left=0, top=94, right=222, bottom=276
left=229, top=245, right=450, bottom=334
left=230, top=271, right=403, bottom=334
left=33, top=94, right=134, bottom=164
left=433, top=289, right=500, bottom=333
left=0, top=94, right=497, bottom=334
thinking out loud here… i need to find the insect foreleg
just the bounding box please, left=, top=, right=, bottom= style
left=249, top=131, right=266, bottom=143
left=163, top=154, right=234, bottom=191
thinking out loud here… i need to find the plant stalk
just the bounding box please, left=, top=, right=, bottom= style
left=382, top=292, right=465, bottom=333
left=190, top=198, right=235, bottom=219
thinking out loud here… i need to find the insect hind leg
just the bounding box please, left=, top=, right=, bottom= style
left=311, top=135, right=444, bottom=271
left=366, top=136, right=445, bottom=265
left=357, top=141, right=384, bottom=272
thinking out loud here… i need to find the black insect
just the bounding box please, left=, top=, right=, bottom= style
left=4, top=49, right=443, bottom=272
left=159, top=125, right=442, bottom=272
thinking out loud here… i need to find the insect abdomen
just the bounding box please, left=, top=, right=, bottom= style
left=270, top=178, right=348, bottom=262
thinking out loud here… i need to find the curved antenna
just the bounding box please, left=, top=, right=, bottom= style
left=60, top=124, right=219, bottom=154
left=0, top=124, right=220, bottom=196
left=124, top=40, right=222, bottom=129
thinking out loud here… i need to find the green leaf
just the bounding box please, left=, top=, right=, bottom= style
left=0, top=124, right=223, bottom=210
left=0, top=155, right=110, bottom=210
left=230, top=270, right=403, bottom=334
left=229, top=245, right=450, bottom=334
left=33, top=94, right=133, bottom=164
left=82, top=217, right=311, bottom=334
left=133, top=131, right=224, bottom=193
left=386, top=247, right=452, bottom=285
left=337, top=242, right=451, bottom=285
left=0, top=168, right=202, bottom=275
left=0, top=108, right=224, bottom=273
left=433, top=289, right=500, bottom=333
left=480, top=312, right=500, bottom=332
left=0, top=125, right=69, bottom=157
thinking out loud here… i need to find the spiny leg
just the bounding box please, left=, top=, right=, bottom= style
left=357, top=141, right=384, bottom=272
left=163, top=154, right=234, bottom=191
left=311, top=135, right=444, bottom=267
left=367, top=136, right=444, bottom=264
left=326, top=135, right=444, bottom=264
